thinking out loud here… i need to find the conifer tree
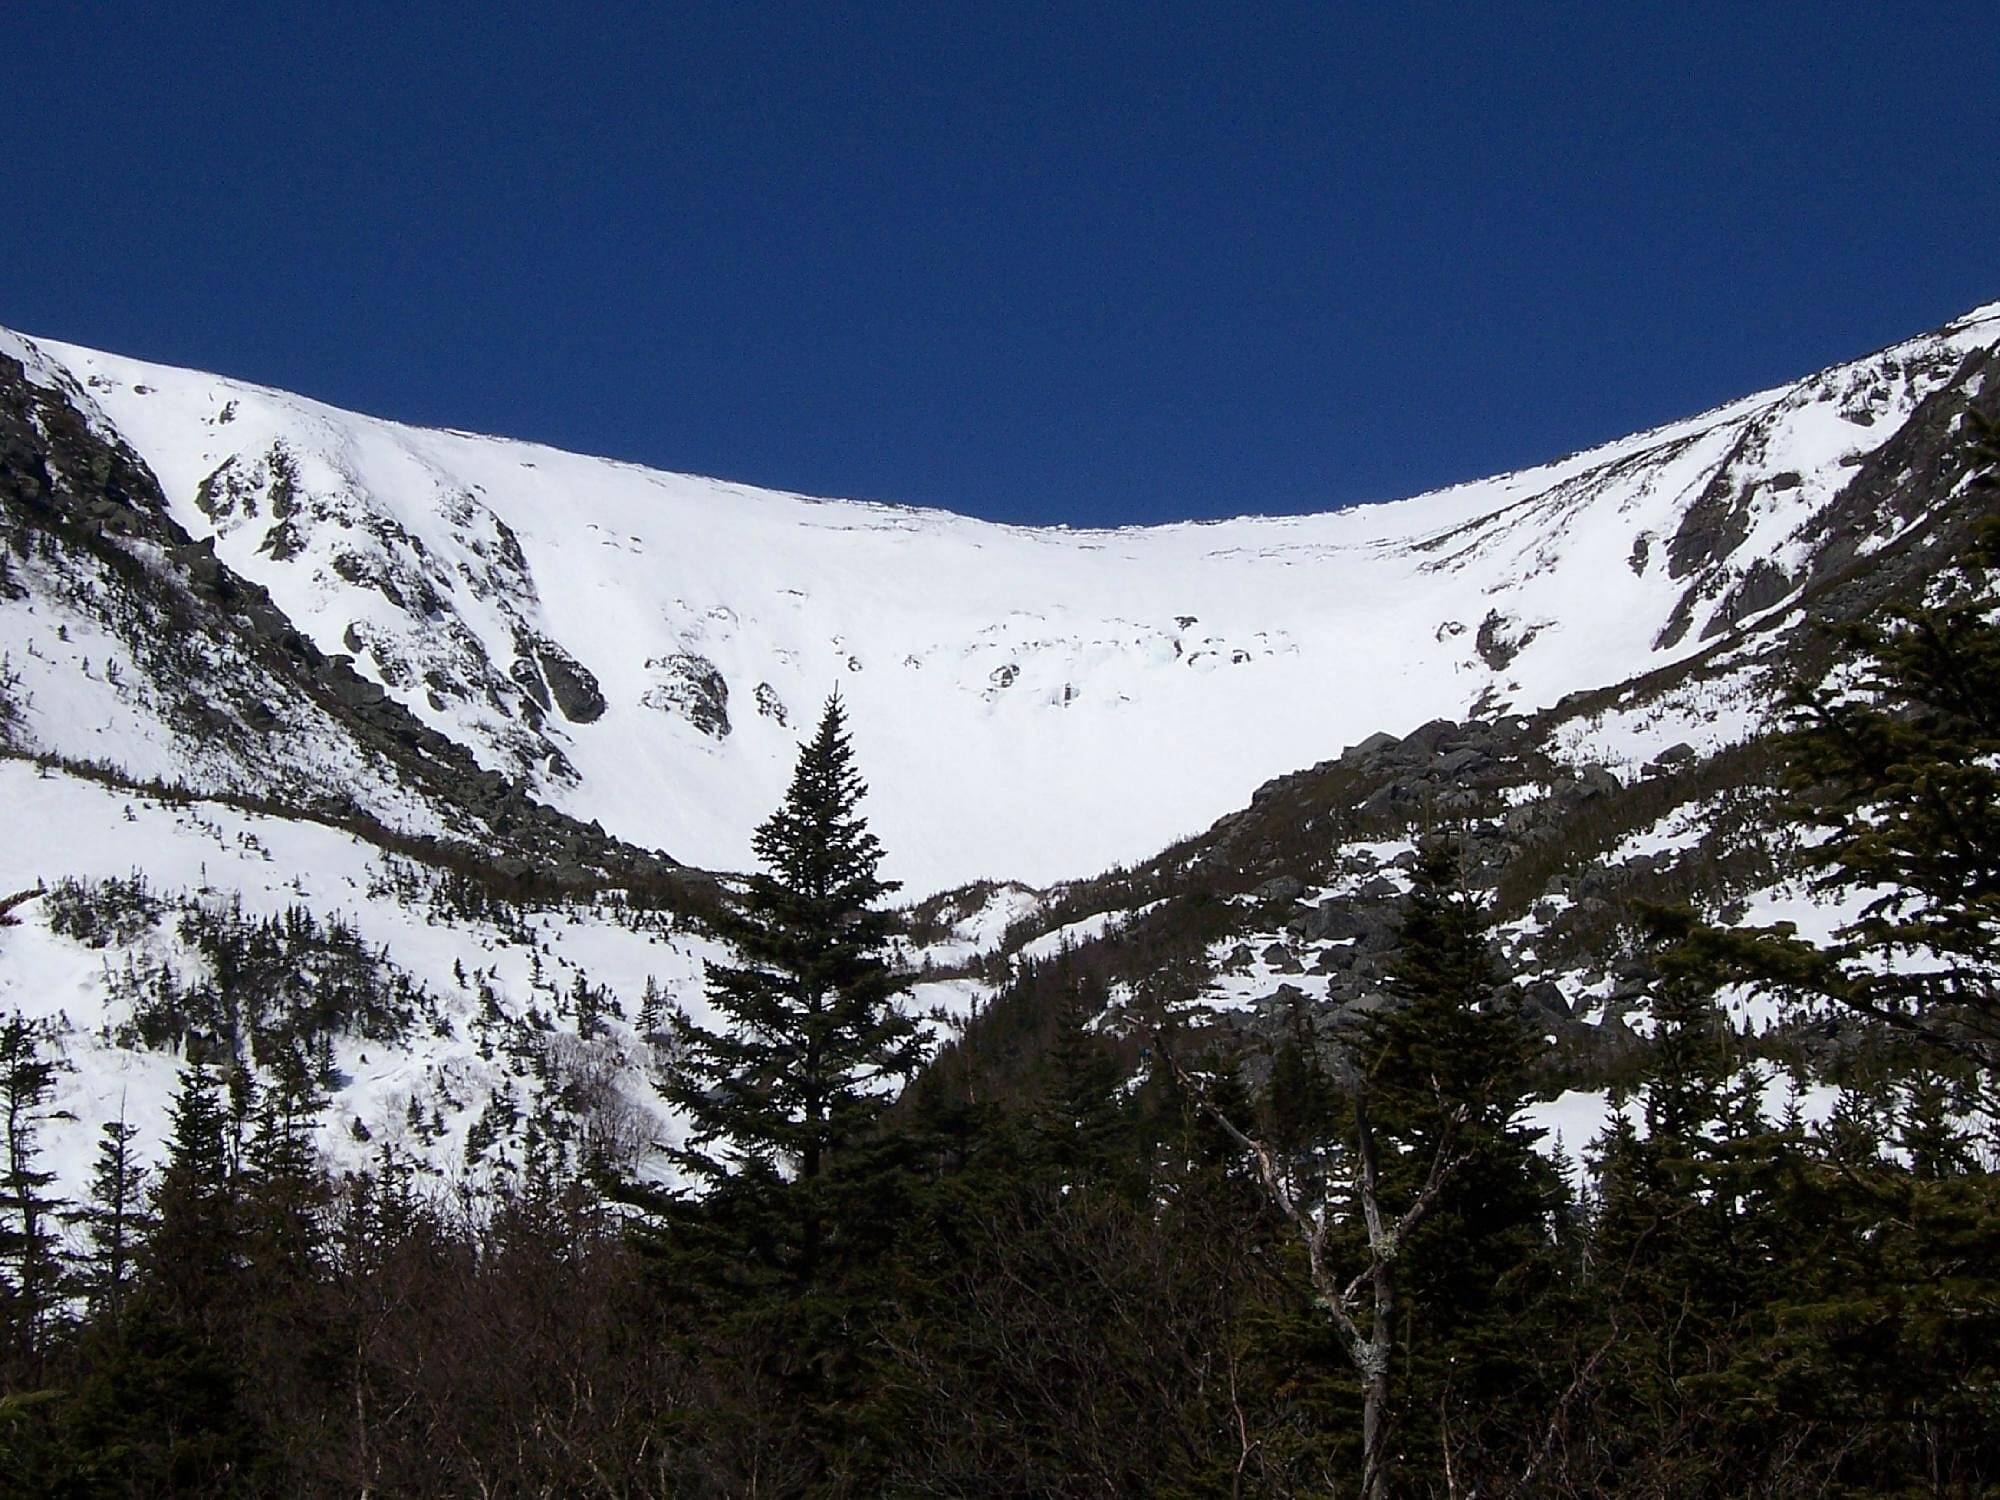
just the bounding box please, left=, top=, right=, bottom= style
left=145, top=1063, right=238, bottom=1327
left=1030, top=970, right=1128, bottom=1188
left=0, top=1015, right=68, bottom=1366
left=1570, top=971, right=1789, bottom=1493
left=1353, top=838, right=1557, bottom=1491
left=654, top=691, right=921, bottom=1286
left=240, top=1044, right=329, bottom=1280
left=68, top=1110, right=153, bottom=1329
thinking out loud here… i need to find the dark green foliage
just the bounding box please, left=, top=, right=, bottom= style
left=42, top=873, right=162, bottom=951
left=1027, top=969, right=1129, bottom=1186
left=650, top=692, right=922, bottom=1287
left=145, top=1064, right=238, bottom=1331
left=66, top=1113, right=152, bottom=1330
left=1351, top=839, right=1564, bottom=1492
left=0, top=1015, right=68, bottom=1369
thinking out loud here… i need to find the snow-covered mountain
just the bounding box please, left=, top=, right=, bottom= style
left=10, top=304, right=1998, bottom=891
left=3, top=298, right=1998, bottom=1208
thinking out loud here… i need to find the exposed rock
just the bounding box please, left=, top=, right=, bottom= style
left=535, top=640, right=606, bottom=723
left=1520, top=981, right=1571, bottom=1020
left=642, top=653, right=730, bottom=737
left=1343, top=731, right=1399, bottom=761
left=754, top=681, right=788, bottom=725
left=1253, top=875, right=1306, bottom=902
left=1258, top=982, right=1309, bottom=1011
left=1260, top=942, right=1303, bottom=974
left=1288, top=901, right=1364, bottom=942
left=1701, top=558, right=1794, bottom=639
left=1666, top=454, right=1755, bottom=581
left=1437, top=745, right=1493, bottom=778
left=1647, top=742, right=1695, bottom=773
left=508, top=654, right=551, bottom=712
left=1475, top=610, right=1539, bottom=671
left=1404, top=719, right=1458, bottom=756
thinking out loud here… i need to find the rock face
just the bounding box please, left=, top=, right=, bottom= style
left=753, top=682, right=789, bottom=726
left=0, top=346, right=678, bottom=888
left=1475, top=610, right=1539, bottom=671
left=642, top=653, right=730, bottom=738
left=1701, top=558, right=1793, bottom=638
left=534, top=639, right=606, bottom=723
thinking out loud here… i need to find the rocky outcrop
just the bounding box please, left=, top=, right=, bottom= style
left=534, top=638, right=606, bottom=723
left=1700, top=559, right=1793, bottom=638
left=754, top=682, right=789, bottom=726
left=1475, top=610, right=1540, bottom=671
left=0, top=349, right=679, bottom=889
left=642, top=653, right=730, bottom=738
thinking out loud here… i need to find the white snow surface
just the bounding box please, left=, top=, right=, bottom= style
left=8, top=304, right=1997, bottom=893
left=0, top=760, right=1006, bottom=1202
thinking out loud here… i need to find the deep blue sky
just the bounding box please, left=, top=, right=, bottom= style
left=3, top=4, right=1994, bottom=526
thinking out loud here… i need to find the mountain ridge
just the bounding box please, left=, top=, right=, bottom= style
left=1, top=296, right=1996, bottom=1208
left=8, top=300, right=1997, bottom=892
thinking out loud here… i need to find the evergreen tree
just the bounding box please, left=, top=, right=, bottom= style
left=616, top=695, right=922, bottom=1485
left=655, top=691, right=921, bottom=1289
left=240, top=1044, right=329, bottom=1279
left=1352, top=837, right=1560, bottom=1492
left=145, top=1062, right=238, bottom=1327
left=1568, top=969, right=1798, bottom=1494
left=0, top=1015, right=68, bottom=1369
left=68, top=1109, right=153, bottom=1330
left=1028, top=969, right=1128, bottom=1188
left=1263, top=991, right=1339, bottom=1174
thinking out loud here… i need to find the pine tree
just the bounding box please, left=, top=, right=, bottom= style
left=145, top=1062, right=238, bottom=1327
left=1030, top=970, right=1128, bottom=1189
left=0, top=1015, right=68, bottom=1368
left=1353, top=838, right=1559, bottom=1492
left=68, top=1109, right=153, bottom=1329
left=1570, top=968, right=1787, bottom=1494
left=240, top=1044, right=329, bottom=1279
left=649, top=691, right=922, bottom=1290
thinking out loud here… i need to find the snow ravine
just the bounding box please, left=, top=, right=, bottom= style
left=8, top=304, right=1997, bottom=892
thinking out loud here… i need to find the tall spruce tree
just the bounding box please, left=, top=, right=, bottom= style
left=68, top=1110, right=153, bottom=1330
left=1353, top=837, right=1559, bottom=1492
left=0, top=1015, right=68, bottom=1369
left=145, top=1062, right=238, bottom=1328
left=657, top=691, right=921, bottom=1287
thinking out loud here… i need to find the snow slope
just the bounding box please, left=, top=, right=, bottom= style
left=9, top=303, right=1998, bottom=892
left=0, top=760, right=1005, bottom=1203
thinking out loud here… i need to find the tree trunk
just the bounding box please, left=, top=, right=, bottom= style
left=1360, top=1271, right=1395, bottom=1500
